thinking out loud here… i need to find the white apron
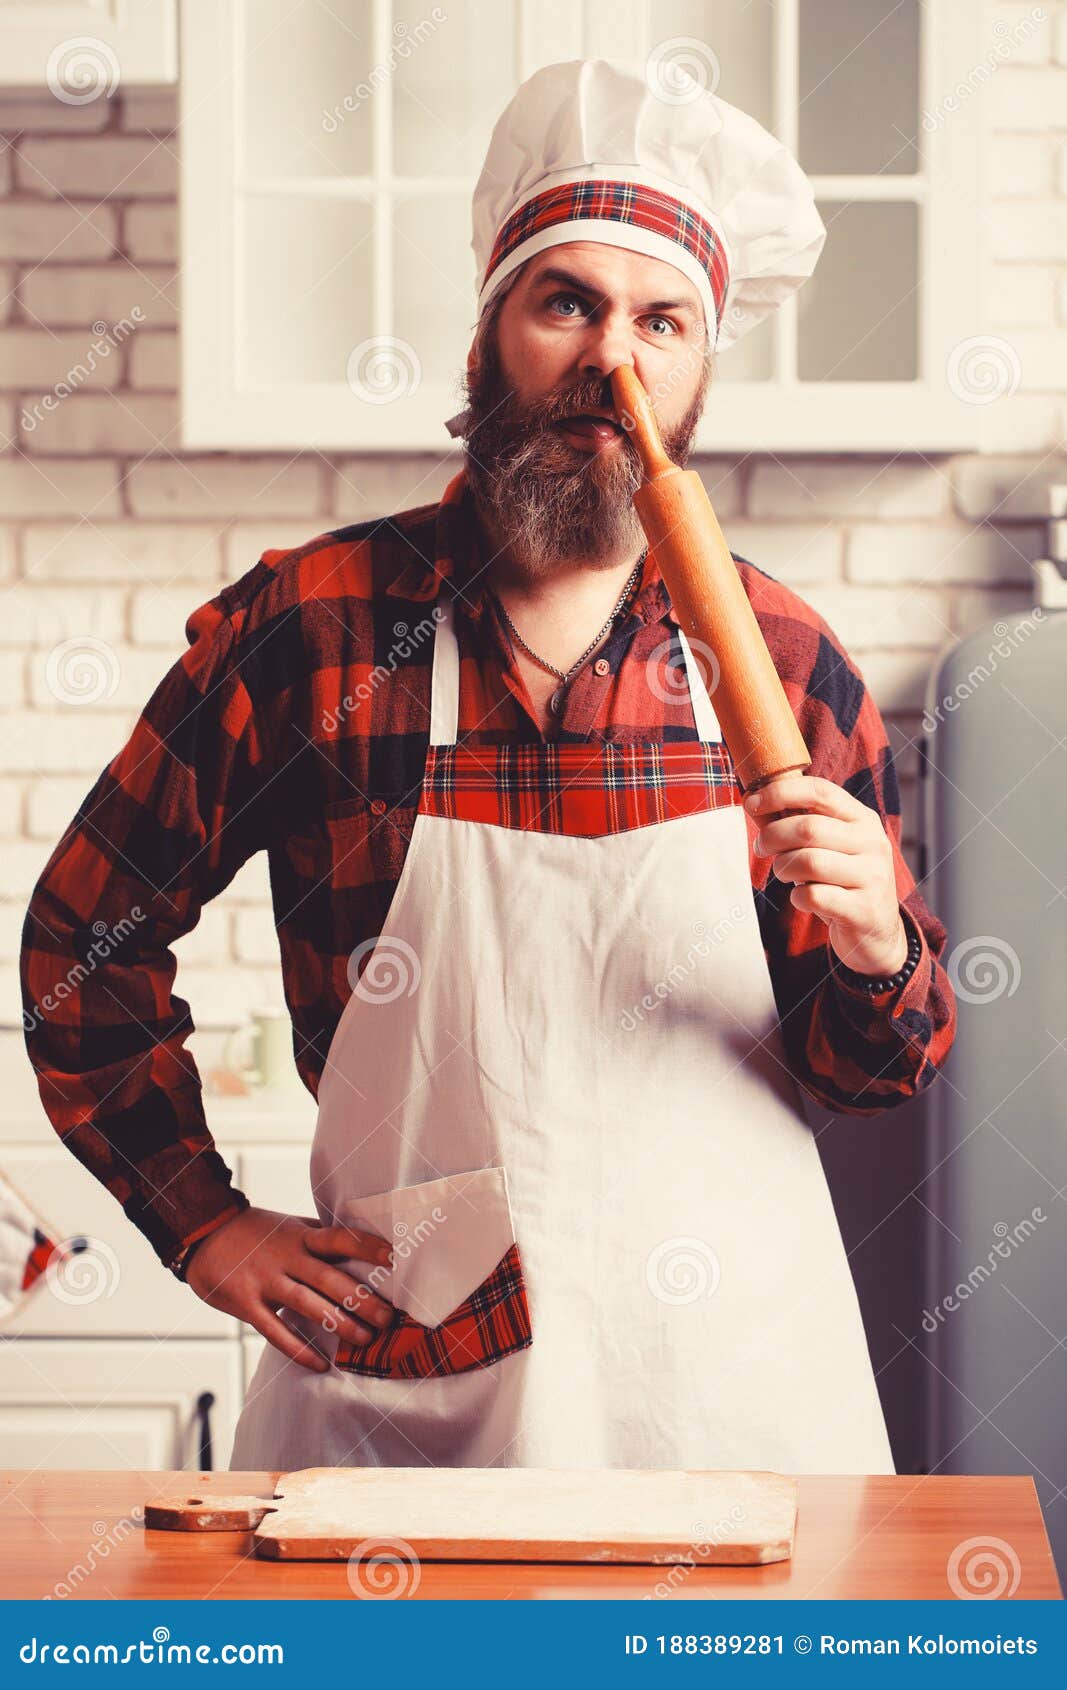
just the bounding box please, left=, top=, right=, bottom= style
left=230, top=593, right=894, bottom=1475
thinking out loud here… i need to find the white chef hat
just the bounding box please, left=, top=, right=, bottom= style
left=445, top=56, right=825, bottom=437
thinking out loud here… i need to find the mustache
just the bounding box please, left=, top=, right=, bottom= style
left=477, top=379, right=629, bottom=436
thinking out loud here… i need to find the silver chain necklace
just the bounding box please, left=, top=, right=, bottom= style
left=490, top=553, right=645, bottom=713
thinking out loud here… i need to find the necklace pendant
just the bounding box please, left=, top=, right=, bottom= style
left=549, top=687, right=564, bottom=715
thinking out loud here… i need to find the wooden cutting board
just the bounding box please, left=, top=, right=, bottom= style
left=145, top=1467, right=797, bottom=1564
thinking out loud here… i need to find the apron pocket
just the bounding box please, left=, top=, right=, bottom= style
left=332, top=1167, right=533, bottom=1380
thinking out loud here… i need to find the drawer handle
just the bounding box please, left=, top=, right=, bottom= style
left=196, top=1390, right=215, bottom=1470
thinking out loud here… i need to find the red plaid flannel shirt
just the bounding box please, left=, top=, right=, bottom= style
left=20, top=465, right=957, bottom=1276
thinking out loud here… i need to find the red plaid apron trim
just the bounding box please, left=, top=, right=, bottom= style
left=419, top=742, right=742, bottom=836
left=483, top=179, right=730, bottom=323
left=333, top=1241, right=532, bottom=1379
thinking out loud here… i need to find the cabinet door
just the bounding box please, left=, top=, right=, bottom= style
left=0, top=2, right=177, bottom=86
left=182, top=0, right=985, bottom=453
left=1, top=1147, right=236, bottom=1338
left=182, top=0, right=610, bottom=451
left=234, top=1145, right=316, bottom=1216
left=0, top=1340, right=241, bottom=1471
left=229, top=1149, right=321, bottom=1381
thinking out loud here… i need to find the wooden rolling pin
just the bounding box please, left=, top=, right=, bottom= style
left=611, top=364, right=811, bottom=793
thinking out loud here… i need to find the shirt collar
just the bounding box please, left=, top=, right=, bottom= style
left=385, top=462, right=680, bottom=629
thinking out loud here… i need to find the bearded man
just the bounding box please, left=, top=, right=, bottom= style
left=21, top=59, right=956, bottom=1477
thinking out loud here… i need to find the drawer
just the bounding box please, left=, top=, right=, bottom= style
left=0, top=1338, right=242, bottom=1472
left=1, top=1146, right=237, bottom=1338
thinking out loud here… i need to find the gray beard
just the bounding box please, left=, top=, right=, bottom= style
left=461, top=350, right=706, bottom=581
left=466, top=426, right=646, bottom=579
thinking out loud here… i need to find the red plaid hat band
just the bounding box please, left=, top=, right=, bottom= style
left=478, top=176, right=730, bottom=333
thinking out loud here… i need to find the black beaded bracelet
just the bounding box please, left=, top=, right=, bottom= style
left=834, top=921, right=923, bottom=995
left=171, top=1234, right=208, bottom=1283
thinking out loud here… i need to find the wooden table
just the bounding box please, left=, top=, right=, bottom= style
left=1, top=1470, right=1060, bottom=1600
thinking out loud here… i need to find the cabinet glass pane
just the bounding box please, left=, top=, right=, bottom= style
left=242, top=197, right=375, bottom=385
left=394, top=194, right=476, bottom=387
left=798, top=200, right=918, bottom=382
left=241, top=0, right=375, bottom=180
left=798, top=0, right=919, bottom=176
left=393, top=0, right=518, bottom=178
left=645, top=0, right=774, bottom=131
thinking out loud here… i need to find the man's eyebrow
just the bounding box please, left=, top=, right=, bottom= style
left=532, top=265, right=698, bottom=316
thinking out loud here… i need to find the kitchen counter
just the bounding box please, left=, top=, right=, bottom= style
left=1, top=1469, right=1060, bottom=1599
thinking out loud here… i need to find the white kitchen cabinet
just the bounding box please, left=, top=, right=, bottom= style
left=181, top=0, right=984, bottom=453
left=1, top=1145, right=236, bottom=1339
left=1, top=1067, right=317, bottom=1471
left=0, top=1, right=177, bottom=87
left=235, top=1144, right=317, bottom=1217
left=0, top=1340, right=241, bottom=1471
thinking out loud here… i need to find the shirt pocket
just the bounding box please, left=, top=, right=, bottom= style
left=331, top=1166, right=533, bottom=1379
left=276, top=789, right=412, bottom=895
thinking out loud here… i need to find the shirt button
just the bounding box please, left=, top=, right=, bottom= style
left=594, top=658, right=610, bottom=677
left=370, top=798, right=387, bottom=815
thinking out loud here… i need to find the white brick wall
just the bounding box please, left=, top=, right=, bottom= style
left=3, top=35, right=1066, bottom=1021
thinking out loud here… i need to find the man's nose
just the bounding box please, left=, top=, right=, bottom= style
left=576, top=311, right=637, bottom=385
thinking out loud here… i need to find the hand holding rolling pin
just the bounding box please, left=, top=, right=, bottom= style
left=611, top=365, right=909, bottom=981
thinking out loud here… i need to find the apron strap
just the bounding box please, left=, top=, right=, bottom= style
left=676, top=627, right=723, bottom=743
left=430, top=592, right=461, bottom=746
left=429, top=592, right=723, bottom=746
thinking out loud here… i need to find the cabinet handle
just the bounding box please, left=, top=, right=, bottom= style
left=196, top=1390, right=216, bottom=1470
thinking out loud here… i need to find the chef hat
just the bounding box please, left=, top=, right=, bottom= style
left=445, top=57, right=825, bottom=437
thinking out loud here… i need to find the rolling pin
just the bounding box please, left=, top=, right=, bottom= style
left=611, top=364, right=811, bottom=793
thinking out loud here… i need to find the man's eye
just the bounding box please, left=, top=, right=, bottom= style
left=647, top=316, right=676, bottom=336
left=547, top=294, right=585, bottom=317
